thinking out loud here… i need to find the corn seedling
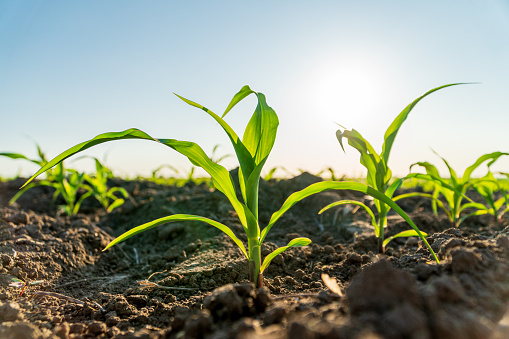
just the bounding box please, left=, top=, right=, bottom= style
left=407, top=151, right=508, bottom=227
left=470, top=172, right=509, bottom=224
left=151, top=164, right=180, bottom=180
left=21, top=86, right=310, bottom=287
left=263, top=166, right=291, bottom=181
left=0, top=143, right=58, bottom=181
left=1, top=144, right=94, bottom=216
left=80, top=156, right=129, bottom=213
left=13, top=162, right=92, bottom=216
left=320, top=84, right=464, bottom=256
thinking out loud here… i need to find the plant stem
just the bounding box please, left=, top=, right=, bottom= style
left=378, top=208, right=388, bottom=254
left=248, top=237, right=262, bottom=287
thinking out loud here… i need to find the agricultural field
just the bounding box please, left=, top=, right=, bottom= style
left=1, top=86, right=509, bottom=339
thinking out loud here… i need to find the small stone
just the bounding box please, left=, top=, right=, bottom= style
left=324, top=245, right=335, bottom=254
left=105, top=315, right=120, bottom=327
left=5, top=212, right=29, bottom=225
left=88, top=321, right=107, bottom=335
left=126, top=295, right=149, bottom=308
left=69, top=323, right=87, bottom=334
left=284, top=276, right=297, bottom=286
left=347, top=253, right=363, bottom=265
left=311, top=281, right=323, bottom=289
left=294, top=269, right=306, bottom=279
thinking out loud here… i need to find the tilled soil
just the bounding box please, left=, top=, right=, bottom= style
left=1, top=173, right=509, bottom=338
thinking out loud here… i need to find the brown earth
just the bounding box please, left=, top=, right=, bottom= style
left=1, top=172, right=509, bottom=339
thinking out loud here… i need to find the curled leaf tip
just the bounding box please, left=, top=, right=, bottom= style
left=336, top=130, right=346, bottom=153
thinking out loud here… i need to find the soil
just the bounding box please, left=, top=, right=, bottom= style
left=1, top=171, right=509, bottom=339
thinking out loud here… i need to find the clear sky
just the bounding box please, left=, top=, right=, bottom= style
left=1, top=1, right=509, bottom=179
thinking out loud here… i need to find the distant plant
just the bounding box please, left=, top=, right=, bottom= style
left=1, top=145, right=92, bottom=216
left=407, top=151, right=508, bottom=227
left=151, top=164, right=180, bottom=180
left=470, top=171, right=509, bottom=224
left=263, top=166, right=291, bottom=181
left=79, top=156, right=129, bottom=213
left=150, top=145, right=230, bottom=187
left=0, top=143, right=58, bottom=181
left=319, top=84, right=465, bottom=258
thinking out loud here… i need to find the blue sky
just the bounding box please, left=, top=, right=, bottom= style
left=1, top=1, right=509, bottom=179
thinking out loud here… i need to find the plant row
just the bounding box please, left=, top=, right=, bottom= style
left=2, top=84, right=507, bottom=287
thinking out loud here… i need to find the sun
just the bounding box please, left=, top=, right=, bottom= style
left=305, top=55, right=390, bottom=129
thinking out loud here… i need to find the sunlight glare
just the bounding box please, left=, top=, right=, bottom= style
left=307, top=55, right=389, bottom=130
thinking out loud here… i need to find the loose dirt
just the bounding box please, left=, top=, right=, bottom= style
left=1, top=173, right=509, bottom=338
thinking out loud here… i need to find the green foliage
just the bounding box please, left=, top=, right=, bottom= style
left=149, top=145, right=230, bottom=187
left=263, top=166, right=291, bottom=181
left=322, top=84, right=465, bottom=258
left=79, top=157, right=129, bottom=213
left=1, top=145, right=92, bottom=216
left=21, top=86, right=312, bottom=287
left=470, top=172, right=509, bottom=224
left=407, top=151, right=508, bottom=227
left=0, top=143, right=59, bottom=181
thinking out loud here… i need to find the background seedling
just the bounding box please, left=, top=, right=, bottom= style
left=407, top=151, right=508, bottom=227
left=1, top=144, right=93, bottom=216
left=78, top=156, right=130, bottom=213
left=320, top=84, right=465, bottom=255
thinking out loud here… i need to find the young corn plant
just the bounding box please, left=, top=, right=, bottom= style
left=80, top=157, right=130, bottom=213
left=320, top=84, right=466, bottom=256
left=0, top=143, right=59, bottom=181
left=407, top=151, right=508, bottom=227
left=1, top=145, right=92, bottom=216
left=20, top=86, right=309, bottom=287
left=470, top=171, right=509, bottom=224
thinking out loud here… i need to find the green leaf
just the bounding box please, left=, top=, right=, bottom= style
left=393, top=191, right=452, bottom=220
left=106, top=199, right=125, bottom=213
left=261, top=181, right=439, bottom=263
left=381, top=83, right=469, bottom=165
left=176, top=87, right=279, bottom=221
left=242, top=92, right=279, bottom=165
left=463, top=152, right=508, bottom=183
left=319, top=200, right=379, bottom=236
left=241, top=92, right=279, bottom=215
left=459, top=202, right=488, bottom=213
left=103, top=214, right=248, bottom=259
left=175, top=92, right=255, bottom=182
left=383, top=229, right=428, bottom=247
left=385, top=178, right=403, bottom=199
left=432, top=150, right=459, bottom=186
left=222, top=85, right=256, bottom=118
left=260, top=237, right=311, bottom=273
left=20, top=128, right=250, bottom=230
left=337, top=129, right=381, bottom=189
left=0, top=152, right=42, bottom=166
